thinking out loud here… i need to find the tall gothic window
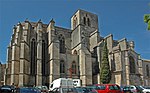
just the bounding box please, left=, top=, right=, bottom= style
left=83, top=17, right=86, bottom=25
left=30, top=39, right=36, bottom=75
left=146, top=65, right=149, bottom=77
left=72, top=61, right=76, bottom=74
left=42, top=40, right=46, bottom=76
left=87, top=18, right=90, bottom=26
left=73, top=15, right=77, bottom=29
left=59, top=34, right=65, bottom=53
left=60, top=60, right=65, bottom=73
left=129, top=56, right=135, bottom=73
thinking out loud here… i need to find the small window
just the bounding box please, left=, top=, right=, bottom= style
left=129, top=56, right=135, bottom=73
left=83, top=17, right=86, bottom=25
left=87, top=18, right=90, bottom=26
left=72, top=61, right=76, bottom=74
left=59, top=34, right=66, bottom=53
left=73, top=15, right=77, bottom=29
left=50, top=84, right=53, bottom=88
left=73, top=50, right=77, bottom=55
left=146, top=65, right=149, bottom=77
left=60, top=60, right=65, bottom=73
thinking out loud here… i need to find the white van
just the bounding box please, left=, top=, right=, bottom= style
left=49, top=78, right=74, bottom=91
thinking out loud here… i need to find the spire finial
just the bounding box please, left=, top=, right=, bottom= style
left=38, top=19, right=42, bottom=23
left=50, top=18, right=55, bottom=23
left=13, top=25, right=16, bottom=29
left=17, top=21, right=21, bottom=25
left=25, top=18, right=29, bottom=22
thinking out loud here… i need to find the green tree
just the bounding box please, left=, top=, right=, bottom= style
left=144, top=14, right=150, bottom=30
left=100, top=41, right=111, bottom=84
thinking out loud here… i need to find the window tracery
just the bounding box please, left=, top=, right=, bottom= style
left=73, top=15, right=77, bottom=29
left=129, top=56, right=135, bottom=73
left=60, top=60, right=65, bottom=73
left=42, top=40, right=46, bottom=75
left=30, top=38, right=36, bottom=75
left=59, top=34, right=65, bottom=53
left=72, top=61, right=76, bottom=74
left=146, top=65, right=149, bottom=77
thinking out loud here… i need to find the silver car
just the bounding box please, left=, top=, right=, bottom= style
left=139, top=86, right=150, bottom=93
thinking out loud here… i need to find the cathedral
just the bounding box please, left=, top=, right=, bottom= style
left=4, top=9, right=150, bottom=87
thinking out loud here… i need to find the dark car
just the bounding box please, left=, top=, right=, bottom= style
left=50, top=87, right=78, bottom=93
left=17, top=87, right=41, bottom=93
left=35, top=86, right=49, bottom=93
left=85, top=86, right=98, bottom=93
left=123, top=85, right=143, bottom=93
left=75, top=87, right=90, bottom=93
left=0, top=85, right=16, bottom=93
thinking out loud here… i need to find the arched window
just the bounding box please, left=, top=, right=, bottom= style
left=59, top=34, right=66, bottom=53
left=30, top=38, right=36, bottom=75
left=73, top=50, right=77, bottom=55
left=129, top=56, right=135, bottom=73
left=146, top=65, right=149, bottom=77
left=60, top=60, right=65, bottom=73
left=73, top=15, right=77, bottom=29
left=72, top=61, right=76, bottom=74
left=87, top=18, right=90, bottom=26
left=83, top=17, right=86, bottom=25
left=42, top=40, right=46, bottom=76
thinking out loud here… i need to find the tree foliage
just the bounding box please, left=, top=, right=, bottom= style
left=100, top=41, right=111, bottom=84
left=144, top=14, right=150, bottom=30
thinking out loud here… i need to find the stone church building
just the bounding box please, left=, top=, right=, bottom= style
left=4, top=9, right=150, bottom=86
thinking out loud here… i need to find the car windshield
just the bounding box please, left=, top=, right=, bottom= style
left=136, top=86, right=143, bottom=90
left=1, top=85, right=14, bottom=89
left=96, top=85, right=106, bottom=90
left=123, top=86, right=130, bottom=90
left=62, top=88, right=77, bottom=93
left=109, top=85, right=120, bottom=90
left=144, top=86, right=150, bottom=89
left=36, top=86, right=48, bottom=90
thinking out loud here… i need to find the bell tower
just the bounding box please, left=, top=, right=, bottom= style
left=71, top=9, right=99, bottom=86
left=71, top=9, right=98, bottom=31
left=71, top=9, right=99, bottom=50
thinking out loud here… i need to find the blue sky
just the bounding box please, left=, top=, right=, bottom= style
left=0, top=0, right=150, bottom=63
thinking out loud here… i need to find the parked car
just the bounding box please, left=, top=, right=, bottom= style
left=123, top=85, right=143, bottom=93
left=50, top=87, right=78, bottom=93
left=94, top=84, right=122, bottom=93
left=75, top=87, right=97, bottom=93
left=86, top=87, right=98, bottom=93
left=0, top=85, right=16, bottom=93
left=17, top=87, right=41, bottom=93
left=120, top=86, right=125, bottom=93
left=139, top=86, right=150, bottom=93
left=35, top=86, right=49, bottom=93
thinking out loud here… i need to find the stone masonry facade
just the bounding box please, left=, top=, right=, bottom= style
left=3, top=9, right=150, bottom=87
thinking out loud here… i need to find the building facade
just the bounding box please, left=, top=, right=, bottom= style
left=0, top=63, right=6, bottom=86
left=4, top=9, right=150, bottom=86
left=142, top=59, right=150, bottom=85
